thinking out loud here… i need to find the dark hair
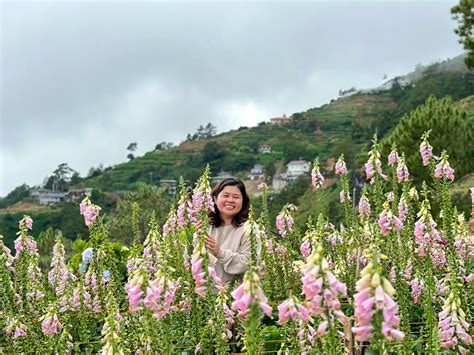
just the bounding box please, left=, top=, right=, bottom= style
left=208, top=178, right=250, bottom=227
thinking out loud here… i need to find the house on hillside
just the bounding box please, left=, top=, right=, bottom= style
left=272, top=173, right=288, bottom=192
left=287, top=160, right=310, bottom=177
left=270, top=114, right=291, bottom=126
left=258, top=144, right=272, bottom=154
left=159, top=179, right=177, bottom=196
left=248, top=164, right=265, bottom=180
left=68, top=188, right=93, bottom=201
left=211, top=171, right=233, bottom=185
left=30, top=189, right=68, bottom=205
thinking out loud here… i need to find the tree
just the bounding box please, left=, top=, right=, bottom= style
left=108, top=183, right=171, bottom=245
left=155, top=142, right=174, bottom=151
left=381, top=95, right=474, bottom=185
left=44, top=163, right=78, bottom=191
left=127, top=142, right=137, bottom=160
left=88, top=164, right=104, bottom=178
left=452, top=0, right=474, bottom=69
left=201, top=141, right=227, bottom=174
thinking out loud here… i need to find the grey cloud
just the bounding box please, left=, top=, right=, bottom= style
left=0, top=0, right=462, bottom=196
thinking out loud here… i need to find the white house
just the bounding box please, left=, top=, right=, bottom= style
left=272, top=173, right=288, bottom=192
left=248, top=164, right=265, bottom=180
left=30, top=189, right=68, bottom=205
left=211, top=171, right=233, bottom=185
left=159, top=179, right=177, bottom=196
left=287, top=160, right=310, bottom=177
left=258, top=144, right=272, bottom=154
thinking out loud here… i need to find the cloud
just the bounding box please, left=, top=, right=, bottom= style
left=0, top=0, right=462, bottom=196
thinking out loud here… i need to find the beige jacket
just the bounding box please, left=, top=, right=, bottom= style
left=210, top=221, right=251, bottom=284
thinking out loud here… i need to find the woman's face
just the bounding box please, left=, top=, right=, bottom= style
left=215, top=185, right=243, bottom=222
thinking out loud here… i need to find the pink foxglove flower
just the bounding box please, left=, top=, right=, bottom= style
left=144, top=275, right=179, bottom=320
left=396, top=156, right=410, bottom=183
left=19, top=215, right=33, bottom=230
left=419, top=132, right=433, bottom=166
left=79, top=196, right=101, bottom=228
left=434, top=151, right=455, bottom=182
left=403, top=261, right=412, bottom=280
left=48, top=237, right=74, bottom=297
left=6, top=319, right=27, bottom=338
left=276, top=204, right=296, bottom=237
left=188, top=168, right=214, bottom=225
left=414, top=201, right=447, bottom=266
left=339, top=190, right=351, bottom=203
left=438, top=292, right=472, bottom=352
left=257, top=182, right=268, bottom=191
left=300, top=239, right=311, bottom=258
left=126, top=270, right=144, bottom=313
left=231, top=269, right=272, bottom=319
left=301, top=244, right=347, bottom=335
left=365, top=138, right=387, bottom=183
left=41, top=313, right=62, bottom=336
left=335, top=154, right=347, bottom=175
left=277, top=296, right=311, bottom=325
left=352, top=263, right=404, bottom=342
left=410, top=278, right=423, bottom=304
left=191, top=248, right=207, bottom=297
left=387, top=149, right=399, bottom=167
left=398, top=197, right=408, bottom=223
left=311, top=159, right=324, bottom=189
left=378, top=208, right=403, bottom=236
left=358, top=194, right=371, bottom=220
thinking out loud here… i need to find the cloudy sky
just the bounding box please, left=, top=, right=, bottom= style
left=0, top=0, right=463, bottom=197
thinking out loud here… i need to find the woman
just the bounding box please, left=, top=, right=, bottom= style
left=204, top=177, right=252, bottom=284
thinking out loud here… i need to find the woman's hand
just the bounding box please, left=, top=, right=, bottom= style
left=205, top=236, right=220, bottom=257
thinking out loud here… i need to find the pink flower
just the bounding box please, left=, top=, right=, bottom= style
left=365, top=156, right=387, bottom=183
left=388, top=150, right=399, bottom=167
left=339, top=190, right=350, bottom=203
left=352, top=263, right=404, bottom=342
left=257, top=182, right=268, bottom=191
left=277, top=297, right=310, bottom=325
left=410, top=278, right=423, bottom=304
left=126, top=272, right=144, bottom=313
left=79, top=197, right=101, bottom=228
left=231, top=269, right=272, bottom=319
left=144, top=277, right=178, bottom=320
left=419, top=140, right=433, bottom=166
left=398, top=198, right=408, bottom=223
left=358, top=195, right=371, bottom=220
left=438, top=293, right=472, bottom=350
left=396, top=158, right=410, bottom=182
left=41, top=313, right=63, bottom=336
left=378, top=209, right=403, bottom=236
left=276, top=205, right=295, bottom=237
left=301, top=245, right=347, bottom=332
left=335, top=155, right=347, bottom=175
left=365, top=161, right=375, bottom=181
left=434, top=153, right=455, bottom=182
left=191, top=251, right=207, bottom=297
left=300, top=239, right=311, bottom=258
left=19, top=215, right=33, bottom=230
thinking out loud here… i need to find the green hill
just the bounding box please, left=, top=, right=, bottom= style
left=1, top=55, right=473, bottom=248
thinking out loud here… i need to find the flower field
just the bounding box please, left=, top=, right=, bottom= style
left=0, top=133, right=472, bottom=354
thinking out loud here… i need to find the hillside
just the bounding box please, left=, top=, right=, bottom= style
left=78, top=67, right=473, bottom=193
left=1, top=56, right=473, bottom=249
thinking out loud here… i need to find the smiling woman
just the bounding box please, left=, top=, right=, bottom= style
left=205, top=178, right=252, bottom=284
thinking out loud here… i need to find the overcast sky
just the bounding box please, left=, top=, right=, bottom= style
left=0, top=0, right=463, bottom=197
